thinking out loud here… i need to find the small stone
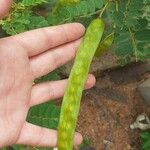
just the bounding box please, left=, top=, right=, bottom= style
left=130, top=113, right=150, bottom=130
left=138, top=78, right=150, bottom=105
left=103, top=140, right=114, bottom=149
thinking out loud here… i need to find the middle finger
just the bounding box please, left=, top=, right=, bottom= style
left=30, top=39, right=81, bottom=79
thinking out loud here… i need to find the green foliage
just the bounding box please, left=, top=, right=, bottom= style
left=80, top=138, right=91, bottom=150
left=0, top=148, right=7, bottom=150
left=12, top=101, right=60, bottom=150
left=21, top=0, right=48, bottom=6
left=54, top=0, right=80, bottom=13
left=144, top=0, right=150, bottom=28
left=107, top=0, right=150, bottom=65
left=27, top=101, right=60, bottom=129
left=13, top=145, right=27, bottom=150
left=0, top=0, right=149, bottom=64
left=0, top=0, right=149, bottom=149
left=13, top=144, right=53, bottom=150
left=48, top=0, right=104, bottom=25
left=141, top=131, right=150, bottom=150
left=95, top=32, right=114, bottom=57
left=34, top=70, right=61, bottom=84
left=1, top=8, right=49, bottom=35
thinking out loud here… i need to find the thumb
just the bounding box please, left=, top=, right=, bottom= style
left=0, top=0, right=13, bottom=19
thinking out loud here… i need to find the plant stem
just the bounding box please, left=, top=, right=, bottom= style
left=115, top=0, right=119, bottom=12
left=99, top=2, right=109, bottom=18
left=58, top=1, right=111, bottom=25
left=58, top=9, right=102, bottom=25
left=78, top=10, right=101, bottom=19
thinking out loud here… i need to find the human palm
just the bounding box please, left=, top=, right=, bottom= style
left=0, top=0, right=96, bottom=148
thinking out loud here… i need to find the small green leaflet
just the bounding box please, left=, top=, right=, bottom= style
left=135, top=29, right=150, bottom=42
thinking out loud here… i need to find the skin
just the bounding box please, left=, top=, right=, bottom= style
left=0, top=0, right=96, bottom=148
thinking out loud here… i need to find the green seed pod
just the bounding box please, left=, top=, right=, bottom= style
left=95, top=32, right=114, bottom=57
left=58, top=18, right=105, bottom=150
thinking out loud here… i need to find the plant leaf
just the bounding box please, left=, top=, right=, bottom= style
left=95, top=33, right=114, bottom=57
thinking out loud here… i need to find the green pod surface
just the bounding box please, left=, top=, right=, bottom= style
left=58, top=18, right=105, bottom=150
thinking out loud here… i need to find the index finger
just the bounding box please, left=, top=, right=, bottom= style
left=8, top=23, right=85, bottom=57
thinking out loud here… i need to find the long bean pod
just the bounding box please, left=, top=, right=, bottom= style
left=58, top=18, right=105, bottom=150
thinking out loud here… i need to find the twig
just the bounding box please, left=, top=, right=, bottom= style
left=58, top=9, right=102, bottom=25
left=99, top=2, right=109, bottom=18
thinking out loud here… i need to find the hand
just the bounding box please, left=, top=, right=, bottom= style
left=0, top=0, right=96, bottom=148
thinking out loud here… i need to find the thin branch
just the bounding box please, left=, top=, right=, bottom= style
left=115, top=0, right=119, bottom=12
left=99, top=2, right=109, bottom=18
left=78, top=9, right=101, bottom=19
left=58, top=9, right=102, bottom=25
left=59, top=1, right=110, bottom=24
